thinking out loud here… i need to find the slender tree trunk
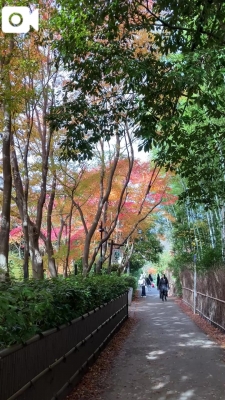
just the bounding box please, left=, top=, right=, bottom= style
left=83, top=235, right=91, bottom=277
left=195, top=225, right=203, bottom=254
left=22, top=120, right=32, bottom=279
left=216, top=144, right=225, bottom=259
left=29, top=224, right=44, bottom=279
left=207, top=210, right=215, bottom=248
left=209, top=210, right=216, bottom=246
left=0, top=38, right=14, bottom=279
left=46, top=170, right=57, bottom=277
left=23, top=223, right=29, bottom=279
left=214, top=197, right=220, bottom=222
left=107, top=239, right=114, bottom=274
left=221, top=204, right=225, bottom=261
left=11, top=132, right=30, bottom=279
left=55, top=214, right=69, bottom=274
left=57, top=216, right=65, bottom=252
left=64, top=200, right=74, bottom=277
left=22, top=160, right=30, bottom=279
left=96, top=202, right=108, bottom=273
left=0, top=108, right=12, bottom=279
left=48, top=251, right=57, bottom=277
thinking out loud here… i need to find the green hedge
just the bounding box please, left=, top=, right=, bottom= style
left=0, top=275, right=129, bottom=350
left=121, top=275, right=137, bottom=293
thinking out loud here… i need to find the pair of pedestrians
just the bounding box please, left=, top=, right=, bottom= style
left=141, top=274, right=153, bottom=297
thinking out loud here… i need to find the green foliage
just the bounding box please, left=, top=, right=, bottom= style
left=198, top=247, right=223, bottom=271
left=121, top=275, right=137, bottom=293
left=8, top=252, right=23, bottom=280
left=167, top=199, right=224, bottom=271
left=155, top=251, right=173, bottom=275
left=0, top=275, right=129, bottom=350
left=128, top=260, right=142, bottom=279
left=49, top=0, right=160, bottom=161
left=130, top=260, right=143, bottom=279
left=153, top=0, right=225, bottom=51
left=128, top=231, right=163, bottom=279
left=168, top=254, right=190, bottom=297
left=130, top=232, right=163, bottom=268
left=136, top=3, right=225, bottom=212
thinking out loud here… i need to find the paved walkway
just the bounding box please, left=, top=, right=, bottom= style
left=99, top=287, right=225, bottom=400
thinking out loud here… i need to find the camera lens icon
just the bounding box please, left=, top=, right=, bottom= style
left=9, top=13, right=23, bottom=28
left=2, top=6, right=39, bottom=33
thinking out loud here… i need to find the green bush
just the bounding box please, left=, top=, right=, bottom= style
left=0, top=275, right=129, bottom=350
left=121, top=275, right=138, bottom=293
left=198, top=246, right=223, bottom=270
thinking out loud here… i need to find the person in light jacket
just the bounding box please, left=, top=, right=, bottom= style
left=141, top=278, right=146, bottom=297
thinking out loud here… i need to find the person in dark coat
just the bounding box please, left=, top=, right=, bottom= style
left=157, top=273, right=160, bottom=289
left=159, top=275, right=169, bottom=300
left=163, top=274, right=168, bottom=285
left=146, top=277, right=151, bottom=291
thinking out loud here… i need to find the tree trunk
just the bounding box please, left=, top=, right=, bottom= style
left=22, top=172, right=30, bottom=279
left=0, top=38, right=14, bottom=280
left=0, top=108, right=12, bottom=279
left=207, top=210, right=215, bottom=248
left=23, top=224, right=29, bottom=279
left=221, top=204, right=225, bottom=261
left=46, top=170, right=57, bottom=277
left=11, top=132, right=30, bottom=279
left=107, top=239, right=113, bottom=274
left=83, top=235, right=91, bottom=276
left=29, top=225, right=44, bottom=279
left=209, top=210, right=216, bottom=247
left=64, top=200, right=74, bottom=277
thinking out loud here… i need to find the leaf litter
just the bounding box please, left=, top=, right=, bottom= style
left=66, top=295, right=140, bottom=400
left=176, top=298, right=225, bottom=349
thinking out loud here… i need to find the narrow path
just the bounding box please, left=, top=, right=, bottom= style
left=98, top=287, right=225, bottom=400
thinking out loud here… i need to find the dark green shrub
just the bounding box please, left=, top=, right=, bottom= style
left=0, top=275, right=129, bottom=350
left=198, top=247, right=223, bottom=270
left=121, top=275, right=137, bottom=293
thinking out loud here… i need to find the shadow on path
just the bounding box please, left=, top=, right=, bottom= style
left=99, top=288, right=225, bottom=400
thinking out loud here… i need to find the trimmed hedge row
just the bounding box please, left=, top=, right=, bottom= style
left=121, top=275, right=137, bottom=294
left=0, top=275, right=136, bottom=350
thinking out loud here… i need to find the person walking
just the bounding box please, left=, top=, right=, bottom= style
left=163, top=274, right=169, bottom=295
left=156, top=273, right=160, bottom=290
left=159, top=274, right=169, bottom=301
left=146, top=277, right=151, bottom=291
left=141, top=277, right=146, bottom=297
left=163, top=274, right=169, bottom=285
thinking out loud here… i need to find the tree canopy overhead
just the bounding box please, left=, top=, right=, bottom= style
left=1, top=0, right=225, bottom=280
